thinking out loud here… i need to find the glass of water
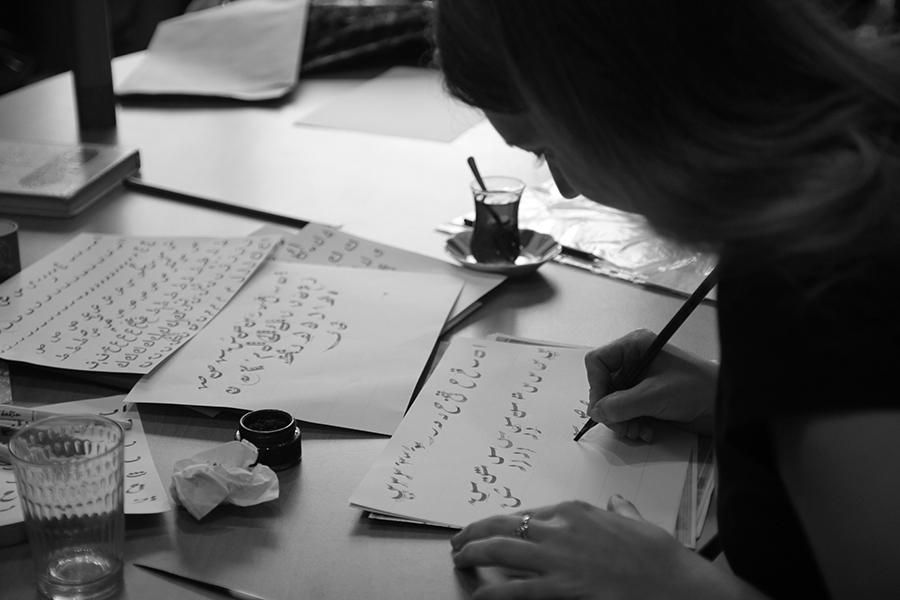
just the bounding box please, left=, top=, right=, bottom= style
left=9, top=415, right=125, bottom=600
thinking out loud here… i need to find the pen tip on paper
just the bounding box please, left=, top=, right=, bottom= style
left=573, top=419, right=596, bottom=441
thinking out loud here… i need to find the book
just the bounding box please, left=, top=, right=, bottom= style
left=0, top=139, right=140, bottom=217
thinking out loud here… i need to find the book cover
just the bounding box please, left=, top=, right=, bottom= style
left=0, top=139, right=140, bottom=217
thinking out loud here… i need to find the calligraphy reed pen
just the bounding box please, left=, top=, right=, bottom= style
left=134, top=564, right=273, bottom=600
left=573, top=264, right=721, bottom=441
left=124, top=177, right=309, bottom=230
left=0, top=404, right=132, bottom=430
left=466, top=157, right=520, bottom=263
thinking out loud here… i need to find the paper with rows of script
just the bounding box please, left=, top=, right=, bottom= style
left=350, top=336, right=713, bottom=547
left=0, top=227, right=494, bottom=436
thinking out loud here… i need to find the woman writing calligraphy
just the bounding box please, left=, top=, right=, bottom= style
left=435, top=1, right=900, bottom=598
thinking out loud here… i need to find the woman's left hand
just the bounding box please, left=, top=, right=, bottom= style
left=451, top=497, right=755, bottom=600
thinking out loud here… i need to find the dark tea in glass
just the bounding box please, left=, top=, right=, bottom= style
left=470, top=176, right=525, bottom=264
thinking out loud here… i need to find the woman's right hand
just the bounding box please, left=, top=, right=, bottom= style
left=584, top=329, right=718, bottom=440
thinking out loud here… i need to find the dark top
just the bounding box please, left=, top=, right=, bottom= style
left=714, top=251, right=900, bottom=599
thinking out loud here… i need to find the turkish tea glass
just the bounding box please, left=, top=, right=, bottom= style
left=470, top=176, right=525, bottom=264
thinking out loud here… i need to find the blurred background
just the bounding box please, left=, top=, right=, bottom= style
left=0, top=0, right=438, bottom=95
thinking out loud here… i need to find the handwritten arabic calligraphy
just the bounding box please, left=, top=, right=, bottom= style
left=257, top=222, right=506, bottom=325
left=0, top=235, right=278, bottom=374
left=192, top=271, right=350, bottom=397
left=269, top=224, right=396, bottom=271
left=382, top=343, right=558, bottom=512
left=125, top=262, right=463, bottom=435
left=349, top=338, right=696, bottom=533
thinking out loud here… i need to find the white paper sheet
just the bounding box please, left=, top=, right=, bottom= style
left=0, top=395, right=170, bottom=529
left=349, top=338, right=696, bottom=534
left=295, top=66, right=484, bottom=142
left=126, top=261, right=462, bottom=435
left=0, top=234, right=278, bottom=374
left=257, top=223, right=504, bottom=327
left=116, top=0, right=309, bottom=100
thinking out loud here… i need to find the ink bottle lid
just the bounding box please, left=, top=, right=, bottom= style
left=235, top=409, right=302, bottom=471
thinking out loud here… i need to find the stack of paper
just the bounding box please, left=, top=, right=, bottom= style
left=0, top=229, right=474, bottom=436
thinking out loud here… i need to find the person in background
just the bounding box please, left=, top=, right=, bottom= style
left=434, top=1, right=900, bottom=599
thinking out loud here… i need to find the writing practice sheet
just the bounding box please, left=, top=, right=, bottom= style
left=350, top=338, right=696, bottom=534
left=258, top=223, right=505, bottom=328
left=0, top=395, right=170, bottom=531
left=126, top=262, right=463, bottom=435
left=0, top=234, right=278, bottom=374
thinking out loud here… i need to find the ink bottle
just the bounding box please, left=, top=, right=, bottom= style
left=235, top=409, right=302, bottom=471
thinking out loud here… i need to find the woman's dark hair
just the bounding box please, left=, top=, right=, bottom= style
left=435, top=0, right=900, bottom=261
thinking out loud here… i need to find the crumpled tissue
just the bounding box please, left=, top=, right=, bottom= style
left=170, top=440, right=279, bottom=520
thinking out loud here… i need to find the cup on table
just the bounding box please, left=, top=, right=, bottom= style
left=470, top=176, right=525, bottom=264
left=9, top=415, right=125, bottom=600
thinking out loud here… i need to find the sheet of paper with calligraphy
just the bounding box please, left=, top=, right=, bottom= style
left=0, top=234, right=279, bottom=374
left=125, top=261, right=463, bottom=435
left=0, top=396, right=170, bottom=531
left=257, top=223, right=505, bottom=328
left=349, top=338, right=696, bottom=534
left=484, top=332, right=711, bottom=547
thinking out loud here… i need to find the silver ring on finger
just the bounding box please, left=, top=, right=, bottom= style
left=515, top=514, right=531, bottom=540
